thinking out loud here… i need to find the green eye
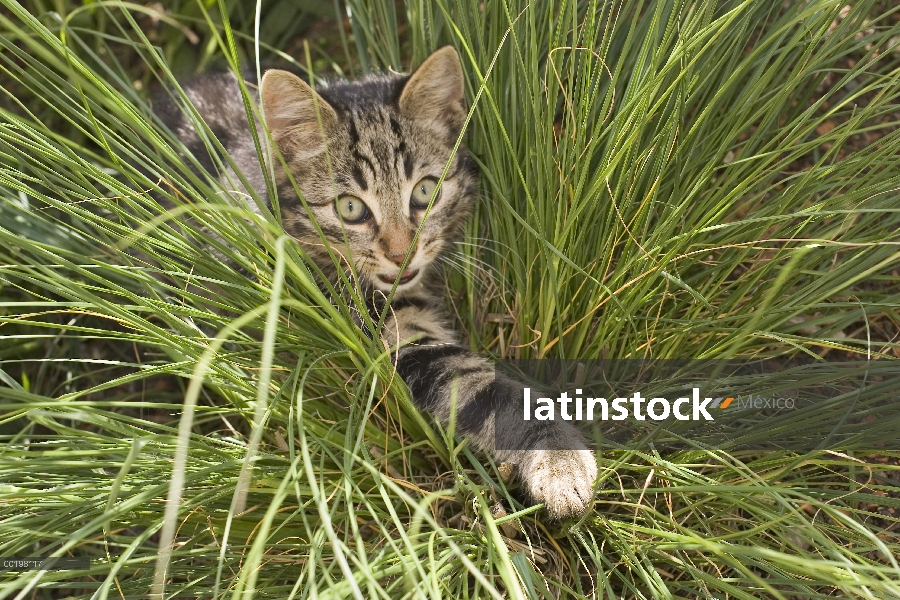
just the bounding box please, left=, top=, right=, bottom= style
left=410, top=177, right=440, bottom=209
left=335, top=195, right=369, bottom=223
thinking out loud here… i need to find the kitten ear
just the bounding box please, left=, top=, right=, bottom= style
left=399, top=46, right=466, bottom=138
left=260, top=69, right=337, bottom=160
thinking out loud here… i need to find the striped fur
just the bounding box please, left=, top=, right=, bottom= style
left=156, top=47, right=597, bottom=517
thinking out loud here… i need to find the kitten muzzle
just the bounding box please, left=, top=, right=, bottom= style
left=378, top=269, right=419, bottom=285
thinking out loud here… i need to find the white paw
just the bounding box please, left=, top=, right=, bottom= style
left=521, top=449, right=598, bottom=518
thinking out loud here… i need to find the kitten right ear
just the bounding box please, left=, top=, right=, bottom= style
left=399, top=46, right=466, bottom=139
left=260, top=70, right=337, bottom=160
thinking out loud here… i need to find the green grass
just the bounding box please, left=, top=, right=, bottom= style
left=2, top=0, right=900, bottom=598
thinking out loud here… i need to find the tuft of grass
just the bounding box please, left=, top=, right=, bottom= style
left=1, top=0, right=900, bottom=598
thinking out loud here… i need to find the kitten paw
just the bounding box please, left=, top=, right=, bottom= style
left=521, top=449, right=598, bottom=518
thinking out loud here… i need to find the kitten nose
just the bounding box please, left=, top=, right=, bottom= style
left=386, top=249, right=415, bottom=266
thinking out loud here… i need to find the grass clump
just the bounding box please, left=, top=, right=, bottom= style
left=2, top=0, right=900, bottom=598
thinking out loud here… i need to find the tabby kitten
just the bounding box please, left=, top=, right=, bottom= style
left=156, top=47, right=598, bottom=517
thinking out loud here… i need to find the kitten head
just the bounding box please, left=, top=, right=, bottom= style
left=260, top=46, right=477, bottom=293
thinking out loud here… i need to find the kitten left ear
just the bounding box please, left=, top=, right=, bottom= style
left=260, top=69, right=337, bottom=161
left=399, top=46, right=466, bottom=138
